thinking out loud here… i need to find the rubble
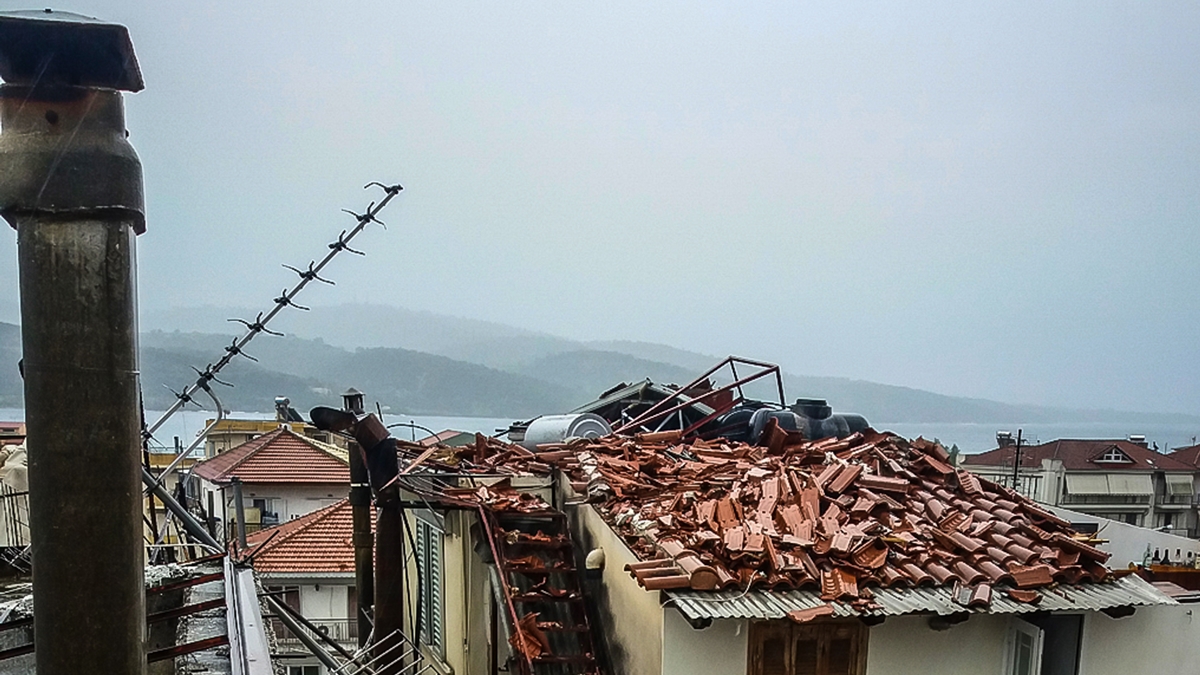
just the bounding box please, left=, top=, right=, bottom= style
left=441, top=423, right=1114, bottom=612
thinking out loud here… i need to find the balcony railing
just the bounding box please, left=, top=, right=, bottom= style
left=1060, top=494, right=1152, bottom=506
left=272, top=617, right=358, bottom=649
left=1155, top=494, right=1197, bottom=506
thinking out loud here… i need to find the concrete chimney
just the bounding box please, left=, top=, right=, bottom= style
left=0, top=10, right=146, bottom=675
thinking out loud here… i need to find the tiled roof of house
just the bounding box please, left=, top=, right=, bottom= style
left=192, top=427, right=350, bottom=485
left=245, top=498, right=364, bottom=575
left=1166, top=444, right=1200, bottom=469
left=445, top=428, right=1134, bottom=611
left=962, top=439, right=1195, bottom=472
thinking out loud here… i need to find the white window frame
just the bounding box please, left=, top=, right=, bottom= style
left=1002, top=618, right=1044, bottom=675
left=1097, top=448, right=1131, bottom=463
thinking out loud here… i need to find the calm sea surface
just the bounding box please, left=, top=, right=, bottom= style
left=2, top=408, right=1196, bottom=455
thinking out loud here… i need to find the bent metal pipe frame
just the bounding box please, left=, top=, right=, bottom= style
left=613, top=356, right=786, bottom=437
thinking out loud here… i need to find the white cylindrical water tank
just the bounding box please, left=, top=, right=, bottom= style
left=520, top=413, right=612, bottom=450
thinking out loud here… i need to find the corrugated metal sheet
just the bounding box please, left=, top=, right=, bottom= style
left=666, top=574, right=1174, bottom=621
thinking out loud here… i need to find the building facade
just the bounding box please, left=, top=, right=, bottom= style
left=961, top=438, right=1198, bottom=535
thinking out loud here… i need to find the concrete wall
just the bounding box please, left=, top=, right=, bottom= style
left=1079, top=604, right=1200, bottom=675
left=865, top=614, right=1009, bottom=675
left=662, top=612, right=747, bottom=675
left=442, top=509, right=469, bottom=675
left=568, top=502, right=664, bottom=675
left=300, top=582, right=349, bottom=618
left=658, top=612, right=1011, bottom=675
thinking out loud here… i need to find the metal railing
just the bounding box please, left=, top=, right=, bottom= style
left=1061, top=494, right=1152, bottom=505
left=1155, top=494, right=1197, bottom=506
left=273, top=617, right=359, bottom=649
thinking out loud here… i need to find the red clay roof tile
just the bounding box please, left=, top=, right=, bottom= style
left=192, top=428, right=350, bottom=485
left=245, top=499, right=363, bottom=575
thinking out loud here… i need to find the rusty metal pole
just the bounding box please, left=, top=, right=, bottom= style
left=0, top=11, right=147, bottom=675
left=350, top=414, right=403, bottom=675
left=343, top=389, right=375, bottom=649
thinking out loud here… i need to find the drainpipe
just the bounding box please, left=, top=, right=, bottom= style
left=231, top=477, right=248, bottom=550
left=0, top=10, right=147, bottom=675
left=343, top=389, right=375, bottom=649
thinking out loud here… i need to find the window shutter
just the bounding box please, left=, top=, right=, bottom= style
left=792, top=633, right=818, bottom=675
left=825, top=624, right=857, bottom=675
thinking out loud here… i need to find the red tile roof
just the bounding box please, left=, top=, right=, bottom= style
left=192, top=427, right=350, bottom=485
left=1166, top=444, right=1200, bottom=469
left=962, top=439, right=1195, bottom=472
left=445, top=428, right=1116, bottom=608
left=246, top=498, right=365, bottom=575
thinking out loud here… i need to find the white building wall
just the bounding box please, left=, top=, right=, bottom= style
left=660, top=612, right=1010, bottom=675
left=1048, top=506, right=1200, bottom=567
left=865, top=614, right=1008, bottom=675
left=299, top=583, right=348, bottom=619
left=1079, top=605, right=1200, bottom=675
left=662, top=612, right=747, bottom=675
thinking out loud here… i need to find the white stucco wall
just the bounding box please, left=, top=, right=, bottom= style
left=570, top=503, right=665, bottom=675
left=659, top=611, right=1012, bottom=675
left=299, top=583, right=349, bottom=619
left=865, top=614, right=1009, bottom=675
left=1079, top=604, right=1200, bottom=675
left=241, top=483, right=343, bottom=522
left=662, top=612, right=747, bottom=675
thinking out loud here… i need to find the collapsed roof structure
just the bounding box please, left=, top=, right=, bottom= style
left=437, top=426, right=1164, bottom=623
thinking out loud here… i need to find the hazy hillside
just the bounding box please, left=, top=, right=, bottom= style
left=142, top=304, right=580, bottom=369
left=139, top=330, right=575, bottom=416
left=5, top=311, right=1199, bottom=428
left=516, top=350, right=700, bottom=402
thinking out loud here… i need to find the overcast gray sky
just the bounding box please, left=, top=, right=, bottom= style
left=1, top=2, right=1197, bottom=414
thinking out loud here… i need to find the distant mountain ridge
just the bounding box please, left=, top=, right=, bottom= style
left=1, top=307, right=1197, bottom=429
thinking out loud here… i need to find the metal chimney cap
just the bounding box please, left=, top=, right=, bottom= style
left=0, top=9, right=143, bottom=91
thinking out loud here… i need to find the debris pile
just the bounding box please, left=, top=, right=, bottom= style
left=449, top=424, right=1112, bottom=611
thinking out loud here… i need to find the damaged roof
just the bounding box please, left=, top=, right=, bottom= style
left=192, top=428, right=350, bottom=485
left=444, top=425, right=1173, bottom=617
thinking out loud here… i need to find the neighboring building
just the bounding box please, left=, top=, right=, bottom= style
left=202, top=396, right=348, bottom=458
left=190, top=427, right=349, bottom=539
left=1165, top=442, right=1200, bottom=471
left=247, top=499, right=361, bottom=674
left=203, top=419, right=346, bottom=458
left=0, top=422, right=24, bottom=448
left=961, top=437, right=1197, bottom=534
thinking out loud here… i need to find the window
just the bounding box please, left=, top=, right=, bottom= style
left=414, top=518, right=444, bottom=659
left=749, top=620, right=866, bottom=675
left=288, top=666, right=319, bottom=675
left=1004, top=619, right=1044, bottom=675
left=1095, top=448, right=1132, bottom=463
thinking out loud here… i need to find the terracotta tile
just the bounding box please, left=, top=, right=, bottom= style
left=1009, top=564, right=1055, bottom=589
left=1005, top=588, right=1042, bottom=604
left=787, top=605, right=835, bottom=624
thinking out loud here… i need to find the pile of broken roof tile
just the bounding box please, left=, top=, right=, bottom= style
left=453, top=423, right=1113, bottom=612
